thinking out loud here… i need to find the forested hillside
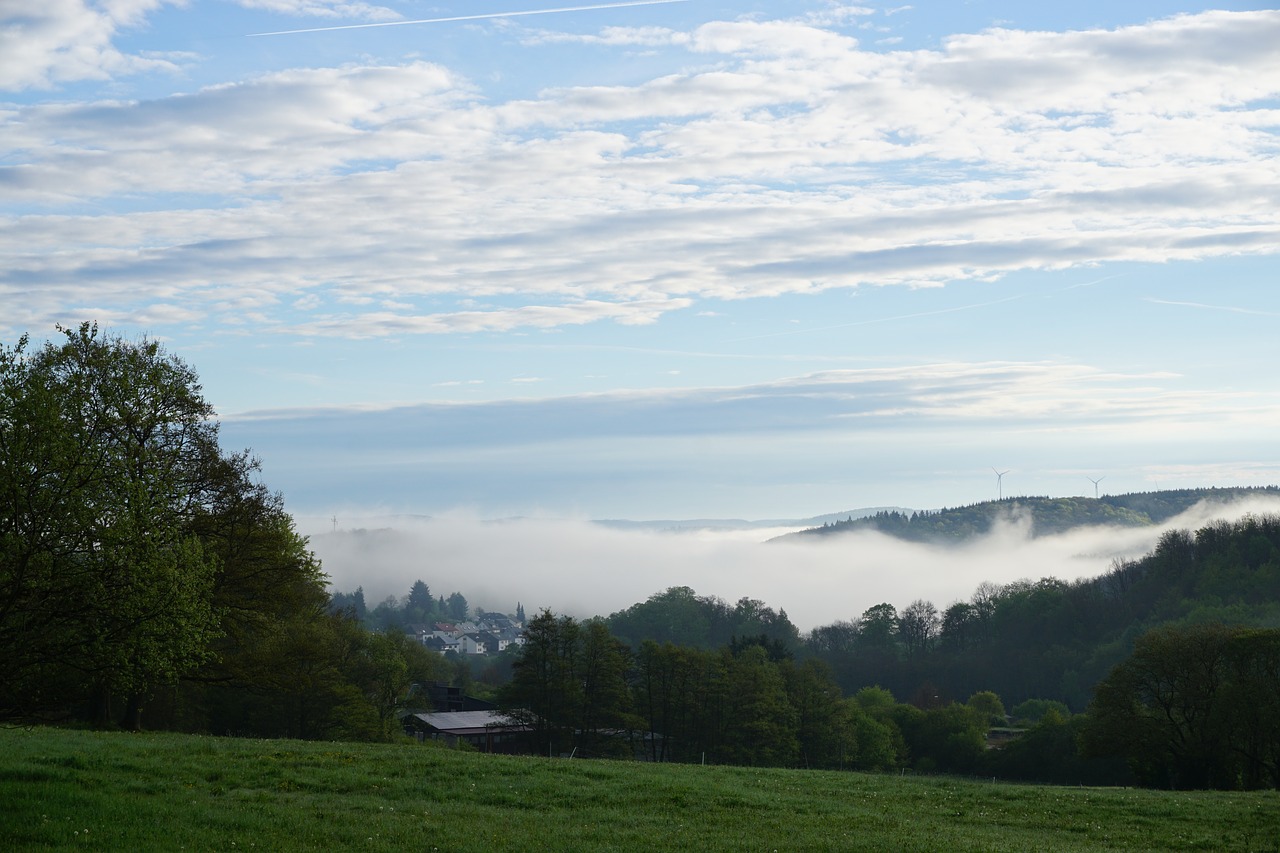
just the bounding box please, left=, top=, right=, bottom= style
left=789, top=487, right=1280, bottom=542
left=501, top=514, right=1280, bottom=787
left=802, top=513, right=1280, bottom=710
left=601, top=512, right=1280, bottom=712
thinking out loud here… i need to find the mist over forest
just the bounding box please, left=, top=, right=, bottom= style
left=308, top=495, right=1280, bottom=631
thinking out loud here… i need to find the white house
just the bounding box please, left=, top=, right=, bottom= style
left=457, top=633, right=487, bottom=655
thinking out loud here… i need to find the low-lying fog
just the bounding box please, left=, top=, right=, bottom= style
left=304, top=496, right=1280, bottom=632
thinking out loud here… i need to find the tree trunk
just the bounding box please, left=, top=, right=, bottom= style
left=121, top=694, right=144, bottom=731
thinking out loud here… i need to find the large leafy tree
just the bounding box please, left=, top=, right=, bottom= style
left=0, top=325, right=223, bottom=724
left=858, top=603, right=898, bottom=649
left=897, top=599, right=940, bottom=661
left=1223, top=628, right=1280, bottom=789
left=1082, top=623, right=1280, bottom=789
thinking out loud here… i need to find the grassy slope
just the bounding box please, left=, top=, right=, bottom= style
left=3, top=729, right=1279, bottom=852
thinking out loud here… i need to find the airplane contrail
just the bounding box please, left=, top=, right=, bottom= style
left=248, top=0, right=690, bottom=37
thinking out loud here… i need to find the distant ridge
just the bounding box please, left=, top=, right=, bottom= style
left=777, top=486, right=1280, bottom=543
left=593, top=508, right=911, bottom=533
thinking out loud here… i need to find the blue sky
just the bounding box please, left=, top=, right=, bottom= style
left=4, top=0, right=1280, bottom=524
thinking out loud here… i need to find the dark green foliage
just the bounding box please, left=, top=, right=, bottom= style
left=0, top=325, right=222, bottom=724
left=797, top=498, right=1151, bottom=541
left=719, top=645, right=799, bottom=766
left=805, top=513, right=1280, bottom=715
left=1223, top=628, right=1280, bottom=789
left=575, top=620, right=640, bottom=757
left=986, top=713, right=1132, bottom=786
left=1104, top=488, right=1280, bottom=525
left=499, top=611, right=636, bottom=757
left=607, top=586, right=800, bottom=653
left=446, top=591, right=469, bottom=621
left=513, top=613, right=905, bottom=771
left=782, top=658, right=878, bottom=770
left=1082, top=623, right=1280, bottom=789
left=1010, top=698, right=1070, bottom=725
left=906, top=703, right=988, bottom=774
left=728, top=632, right=792, bottom=662
left=367, top=594, right=405, bottom=632
left=0, top=324, right=459, bottom=739
left=329, top=586, right=367, bottom=619
left=898, top=600, right=940, bottom=660
left=795, top=488, right=1280, bottom=543
left=405, top=579, right=433, bottom=621
left=633, top=640, right=718, bottom=762
left=859, top=602, right=899, bottom=648
left=353, top=581, right=477, bottom=628
left=500, top=611, right=579, bottom=753
left=966, top=691, right=1006, bottom=725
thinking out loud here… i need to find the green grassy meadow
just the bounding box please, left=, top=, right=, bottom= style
left=2, top=728, right=1277, bottom=852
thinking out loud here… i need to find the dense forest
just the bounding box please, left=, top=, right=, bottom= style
left=799, top=514, right=1280, bottom=710
left=5, top=326, right=1279, bottom=789
left=495, top=608, right=1280, bottom=789
left=789, top=488, right=1280, bottom=542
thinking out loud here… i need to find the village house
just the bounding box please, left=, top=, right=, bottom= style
left=411, top=615, right=525, bottom=656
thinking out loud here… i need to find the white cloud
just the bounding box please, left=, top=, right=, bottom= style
left=800, top=5, right=875, bottom=27
left=231, top=0, right=399, bottom=21
left=3, top=9, right=1279, bottom=337
left=0, top=0, right=180, bottom=91
left=3, top=61, right=468, bottom=196
left=282, top=298, right=692, bottom=338
left=523, top=24, right=689, bottom=47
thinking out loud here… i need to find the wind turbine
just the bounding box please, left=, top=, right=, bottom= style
left=1088, top=476, right=1105, bottom=499
left=992, top=468, right=1010, bottom=501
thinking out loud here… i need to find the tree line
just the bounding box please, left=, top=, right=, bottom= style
left=330, top=580, right=501, bottom=633
left=795, top=488, right=1280, bottom=542
left=606, top=586, right=800, bottom=651
left=498, top=609, right=1280, bottom=789
left=502, top=610, right=926, bottom=771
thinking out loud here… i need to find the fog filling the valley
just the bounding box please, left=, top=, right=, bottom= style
left=305, top=497, right=1280, bottom=632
